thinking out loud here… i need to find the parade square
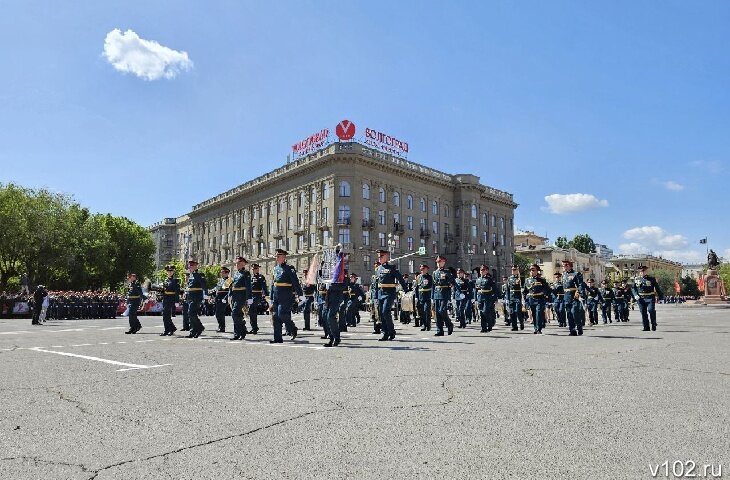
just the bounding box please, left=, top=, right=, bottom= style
left=1, top=305, right=727, bottom=479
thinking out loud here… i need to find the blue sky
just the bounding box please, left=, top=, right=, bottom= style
left=2, top=1, right=728, bottom=263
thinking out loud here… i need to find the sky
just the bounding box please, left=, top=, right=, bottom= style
left=1, top=0, right=729, bottom=264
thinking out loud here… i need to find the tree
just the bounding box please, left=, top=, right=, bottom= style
left=554, top=236, right=570, bottom=249
left=651, top=269, right=675, bottom=298
left=718, top=263, right=730, bottom=295
left=570, top=234, right=596, bottom=254
left=155, top=258, right=186, bottom=284
left=513, top=252, right=532, bottom=277
left=200, top=264, right=222, bottom=288
left=680, top=275, right=700, bottom=297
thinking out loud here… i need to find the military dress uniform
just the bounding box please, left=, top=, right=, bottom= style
left=249, top=270, right=267, bottom=334
left=431, top=266, right=456, bottom=336
left=162, top=275, right=181, bottom=335
left=501, top=282, right=510, bottom=325
left=316, top=283, right=329, bottom=339
left=325, top=278, right=347, bottom=345
left=551, top=280, right=566, bottom=327
left=399, top=278, right=413, bottom=324
left=271, top=259, right=303, bottom=343
left=506, top=274, right=525, bottom=331
left=376, top=259, right=407, bottom=341
left=185, top=270, right=208, bottom=338
left=370, top=269, right=381, bottom=334
left=522, top=275, right=551, bottom=333
left=598, top=285, right=615, bottom=324
left=612, top=284, right=627, bottom=323
left=631, top=273, right=663, bottom=331
left=454, top=276, right=474, bottom=328
left=346, top=282, right=365, bottom=328
left=415, top=271, right=433, bottom=331
left=230, top=267, right=251, bottom=339
left=302, top=283, right=316, bottom=330
left=214, top=273, right=233, bottom=333
left=126, top=280, right=144, bottom=334
left=584, top=285, right=603, bottom=325
left=561, top=269, right=586, bottom=336
left=474, top=274, right=497, bottom=332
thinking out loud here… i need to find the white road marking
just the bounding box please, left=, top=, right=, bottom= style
left=98, top=342, right=109, bottom=345
left=116, top=341, right=127, bottom=344
left=0, top=331, right=30, bottom=335
left=51, top=345, right=66, bottom=348
left=134, top=340, right=156, bottom=343
left=100, top=327, right=127, bottom=331
left=71, top=344, right=93, bottom=347
left=27, top=347, right=171, bottom=372
left=49, top=328, right=86, bottom=333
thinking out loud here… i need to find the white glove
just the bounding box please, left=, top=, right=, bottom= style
left=299, top=296, right=305, bottom=302
left=634, top=295, right=640, bottom=301
left=203, top=295, right=208, bottom=300
left=246, top=299, right=253, bottom=306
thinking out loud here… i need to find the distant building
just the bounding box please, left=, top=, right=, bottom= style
left=681, top=264, right=704, bottom=279
left=607, top=254, right=682, bottom=282
left=514, top=230, right=548, bottom=248
left=595, top=243, right=614, bottom=259
left=515, top=244, right=606, bottom=282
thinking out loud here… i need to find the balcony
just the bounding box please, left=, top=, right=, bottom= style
left=392, top=223, right=405, bottom=235
left=362, top=219, right=375, bottom=230
left=273, top=230, right=284, bottom=239
left=318, top=223, right=330, bottom=231
left=444, top=234, right=454, bottom=243
left=294, top=225, right=306, bottom=235
left=419, top=228, right=430, bottom=238
left=336, top=217, right=351, bottom=227
left=220, top=242, right=230, bottom=250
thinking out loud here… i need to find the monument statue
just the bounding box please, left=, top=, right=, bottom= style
left=707, top=249, right=719, bottom=269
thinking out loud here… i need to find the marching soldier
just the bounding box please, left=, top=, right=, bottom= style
left=505, top=265, right=525, bottom=331
left=214, top=266, right=233, bottom=333
left=454, top=268, right=473, bottom=329
left=324, top=246, right=347, bottom=347
left=346, top=273, right=365, bottom=327
left=501, top=276, right=510, bottom=325
left=301, top=269, right=315, bottom=331
left=161, top=265, right=180, bottom=336
left=375, top=249, right=407, bottom=341
left=415, top=264, right=433, bottom=331
left=181, top=272, right=191, bottom=331
left=522, top=264, right=551, bottom=334
left=270, top=249, right=303, bottom=343
left=621, top=280, right=632, bottom=321
left=631, top=265, right=663, bottom=331
left=125, top=273, right=144, bottom=334
left=612, top=280, right=628, bottom=322
left=185, top=259, right=208, bottom=338
left=474, top=264, right=497, bottom=333
left=432, top=255, right=455, bottom=337
left=230, top=256, right=252, bottom=340
left=316, top=281, right=330, bottom=340
left=249, top=263, right=267, bottom=334
left=399, top=273, right=414, bottom=324
left=598, top=279, right=614, bottom=324
left=561, top=259, right=586, bottom=336
left=584, top=279, right=603, bottom=326
left=370, top=261, right=381, bottom=335
left=551, top=272, right=566, bottom=327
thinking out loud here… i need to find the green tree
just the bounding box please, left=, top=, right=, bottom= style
left=513, top=252, right=532, bottom=277
left=570, top=234, right=596, bottom=254
left=651, top=269, right=676, bottom=297
left=680, top=275, right=700, bottom=297
left=554, top=236, right=570, bottom=249
left=155, top=258, right=186, bottom=284
left=0, top=184, right=28, bottom=290
left=718, top=263, right=730, bottom=295
left=199, top=264, right=222, bottom=288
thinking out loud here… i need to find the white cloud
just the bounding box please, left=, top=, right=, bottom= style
left=723, top=249, right=730, bottom=261
left=662, top=180, right=685, bottom=191
left=690, top=160, right=723, bottom=174
left=103, top=29, right=193, bottom=80
left=543, top=193, right=609, bottom=214
left=618, top=226, right=704, bottom=263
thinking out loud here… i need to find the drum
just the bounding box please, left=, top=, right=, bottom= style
left=400, top=291, right=416, bottom=312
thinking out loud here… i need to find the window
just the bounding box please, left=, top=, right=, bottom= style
left=393, top=213, right=400, bottom=225
left=362, top=183, right=370, bottom=199
left=323, top=183, right=330, bottom=200
left=420, top=218, right=426, bottom=230
left=310, top=187, right=317, bottom=203
left=406, top=195, right=413, bottom=209
left=455, top=206, right=461, bottom=218
left=407, top=216, right=413, bottom=230
left=379, top=232, right=386, bottom=247
left=492, top=233, right=497, bottom=246
left=501, top=234, right=505, bottom=246
left=310, top=233, right=317, bottom=247
left=378, top=210, right=385, bottom=225
left=393, top=191, right=400, bottom=207
left=432, top=241, right=438, bottom=254
left=268, top=221, right=273, bottom=234
left=362, top=230, right=370, bottom=246
left=482, top=213, right=488, bottom=225
left=394, top=236, right=401, bottom=249
left=287, top=217, right=293, bottom=230
left=444, top=223, right=450, bottom=235
left=339, top=228, right=350, bottom=244
left=471, top=225, right=477, bottom=238
left=338, top=205, right=351, bottom=224
left=379, top=188, right=385, bottom=202
left=279, top=199, right=285, bottom=213
left=491, top=215, right=496, bottom=227
left=407, top=237, right=414, bottom=251
left=339, top=181, right=351, bottom=197
left=471, top=204, right=477, bottom=219
left=309, top=210, right=317, bottom=225
left=299, top=192, right=305, bottom=208
left=419, top=198, right=426, bottom=212
left=322, top=207, right=329, bottom=224
left=277, top=219, right=282, bottom=231
left=483, top=231, right=488, bottom=244
left=287, top=196, right=292, bottom=210
left=323, top=229, right=331, bottom=246
left=298, top=213, right=304, bottom=226
left=444, top=205, right=450, bottom=217
left=432, top=221, right=438, bottom=234
left=298, top=236, right=304, bottom=250
left=432, top=201, right=438, bottom=215
left=499, top=217, right=505, bottom=230
left=363, top=206, right=370, bottom=221
left=408, top=260, right=414, bottom=274
left=363, top=255, right=371, bottom=268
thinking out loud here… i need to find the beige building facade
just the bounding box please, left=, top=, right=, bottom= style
left=606, top=254, right=682, bottom=282
left=149, top=141, right=518, bottom=283
left=515, top=244, right=606, bottom=282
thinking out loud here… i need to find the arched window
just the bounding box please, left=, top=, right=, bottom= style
left=339, top=181, right=351, bottom=197
left=379, top=188, right=386, bottom=202
left=393, top=191, right=400, bottom=207
left=432, top=201, right=438, bottom=215
left=444, top=205, right=450, bottom=218
left=406, top=195, right=413, bottom=209
left=471, top=204, right=478, bottom=219
left=419, top=198, right=426, bottom=212
left=362, top=183, right=370, bottom=199
left=482, top=213, right=488, bottom=225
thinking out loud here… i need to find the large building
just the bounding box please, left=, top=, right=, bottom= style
left=606, top=254, right=683, bottom=282
left=150, top=139, right=517, bottom=283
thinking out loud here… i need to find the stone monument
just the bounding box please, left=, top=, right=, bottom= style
left=702, top=250, right=727, bottom=304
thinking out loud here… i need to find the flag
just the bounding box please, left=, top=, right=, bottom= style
left=305, top=253, right=320, bottom=286
left=699, top=238, right=707, bottom=244
left=674, top=280, right=680, bottom=294
left=331, top=251, right=346, bottom=283
left=698, top=276, right=705, bottom=292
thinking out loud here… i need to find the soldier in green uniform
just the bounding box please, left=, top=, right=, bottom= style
left=598, top=279, right=614, bottom=324
left=584, top=279, right=603, bottom=326
left=522, top=264, right=551, bottom=334
left=612, top=280, right=627, bottom=323
left=500, top=276, right=509, bottom=325
left=214, top=267, right=232, bottom=333
left=125, top=273, right=144, bottom=334
left=249, top=263, right=267, bottom=335
left=454, top=268, right=473, bottom=329
left=181, top=272, right=191, bottom=331
left=561, top=259, right=586, bottom=336
left=432, top=255, right=455, bottom=337
left=370, top=261, right=381, bottom=335
left=185, top=259, right=208, bottom=338
left=270, top=249, right=303, bottom=343
left=161, top=265, right=180, bottom=335
left=506, top=265, right=525, bottom=331
left=375, top=249, right=407, bottom=341
left=316, top=281, right=329, bottom=339
left=474, top=264, right=497, bottom=333
left=621, top=280, right=632, bottom=321
left=230, top=256, right=251, bottom=340
left=631, top=265, right=663, bottom=331
left=551, top=272, right=566, bottom=327
left=415, top=264, right=433, bottom=331
left=346, top=273, right=365, bottom=327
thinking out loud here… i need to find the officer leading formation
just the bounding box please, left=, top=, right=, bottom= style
left=111, top=250, right=664, bottom=343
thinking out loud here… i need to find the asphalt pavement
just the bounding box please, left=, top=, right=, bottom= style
left=1, top=305, right=727, bottom=479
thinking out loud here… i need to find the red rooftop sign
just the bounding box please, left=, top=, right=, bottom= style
left=291, top=120, right=409, bottom=158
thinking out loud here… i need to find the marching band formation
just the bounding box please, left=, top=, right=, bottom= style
left=121, top=249, right=665, bottom=345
